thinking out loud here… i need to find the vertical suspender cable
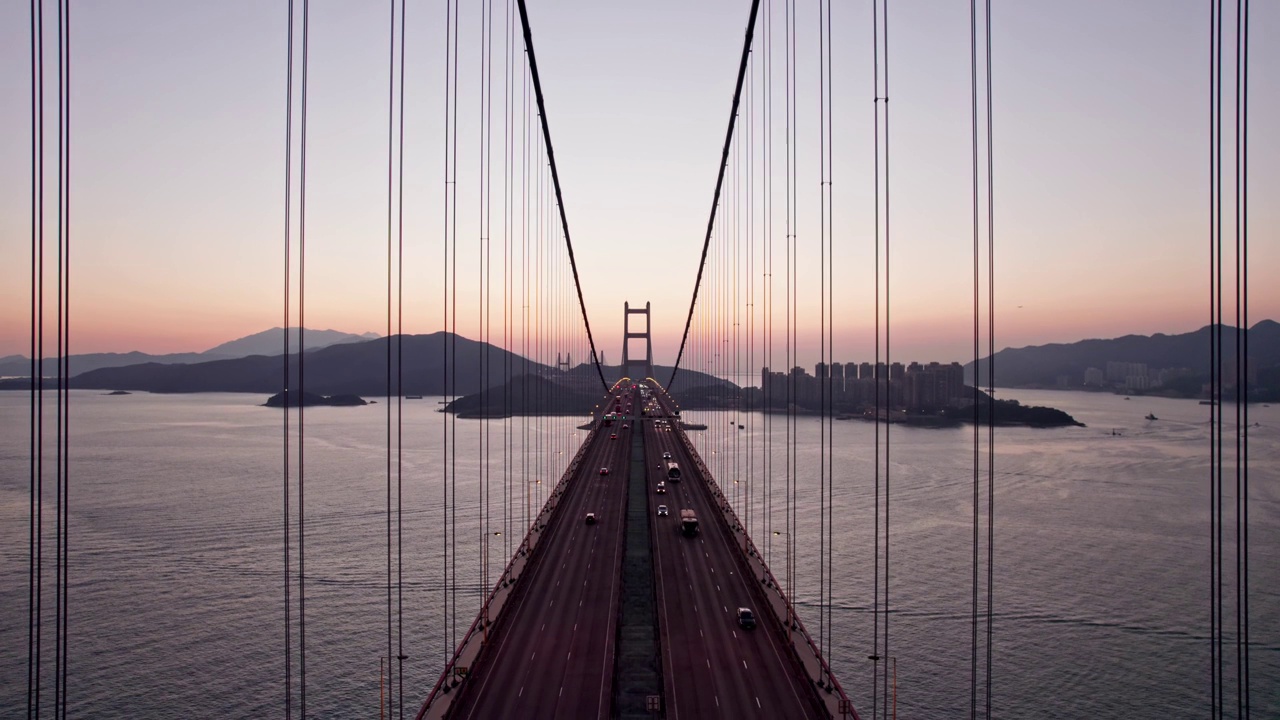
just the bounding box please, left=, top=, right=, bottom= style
left=1209, top=2, right=1222, bottom=716
left=871, top=0, right=882, bottom=710
left=764, top=0, right=773, bottom=564
left=281, top=1, right=294, bottom=714
left=296, top=1, right=310, bottom=712
left=30, top=1, right=46, bottom=714
left=479, top=0, right=490, bottom=638
left=818, top=0, right=828, bottom=661
left=394, top=2, right=407, bottom=713
left=821, top=0, right=835, bottom=666
left=778, top=0, right=788, bottom=604
left=1232, top=1, right=1249, bottom=715
left=383, top=1, right=396, bottom=714
left=503, top=0, right=514, bottom=564
left=55, top=1, right=71, bottom=713
left=969, top=0, right=981, bottom=713
left=1233, top=0, right=1244, bottom=707
left=881, top=4, right=892, bottom=712
left=984, top=1, right=996, bottom=715
left=441, top=0, right=454, bottom=665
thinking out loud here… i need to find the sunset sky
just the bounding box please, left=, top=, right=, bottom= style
left=0, top=1, right=1274, bottom=368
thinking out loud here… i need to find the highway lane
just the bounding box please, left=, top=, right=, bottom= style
left=448, top=386, right=636, bottom=719
left=647, top=390, right=827, bottom=719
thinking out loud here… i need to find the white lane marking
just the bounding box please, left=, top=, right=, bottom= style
left=732, top=630, right=737, bottom=638
left=519, top=686, right=524, bottom=697
left=531, top=652, right=536, bottom=660
left=540, top=623, right=545, bottom=632
left=716, top=584, right=721, bottom=591
left=715, top=695, right=720, bottom=707
left=756, top=697, right=762, bottom=708
left=706, top=659, right=711, bottom=668
left=742, top=660, right=748, bottom=670
left=699, top=628, right=703, bottom=638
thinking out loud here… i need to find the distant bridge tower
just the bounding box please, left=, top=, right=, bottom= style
left=622, top=301, right=654, bottom=381
left=556, top=352, right=570, bottom=373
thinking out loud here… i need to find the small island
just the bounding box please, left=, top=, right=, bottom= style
left=939, top=398, right=1083, bottom=428
left=264, top=390, right=368, bottom=407
left=443, top=374, right=596, bottom=418
left=105, top=390, right=132, bottom=396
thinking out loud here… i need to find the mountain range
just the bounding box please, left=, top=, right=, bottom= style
left=0, top=327, right=378, bottom=378
left=964, top=320, right=1280, bottom=390
left=66, top=332, right=545, bottom=397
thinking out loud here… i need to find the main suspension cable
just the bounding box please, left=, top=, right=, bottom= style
left=514, top=0, right=607, bottom=393
left=668, top=0, right=762, bottom=391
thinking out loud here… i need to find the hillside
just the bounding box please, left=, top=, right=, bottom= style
left=1, top=327, right=378, bottom=378
left=965, top=321, right=1280, bottom=392
left=68, top=332, right=550, bottom=397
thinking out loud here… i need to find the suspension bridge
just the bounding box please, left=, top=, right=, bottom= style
left=12, top=0, right=1263, bottom=718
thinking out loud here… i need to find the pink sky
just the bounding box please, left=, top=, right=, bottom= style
left=1, top=1, right=1275, bottom=368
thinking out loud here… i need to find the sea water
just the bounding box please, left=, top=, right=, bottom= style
left=0, top=390, right=1275, bottom=718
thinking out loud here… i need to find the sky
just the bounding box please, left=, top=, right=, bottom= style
left=0, top=0, right=1275, bottom=369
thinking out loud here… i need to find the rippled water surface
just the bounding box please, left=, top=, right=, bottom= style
left=1, top=389, right=1276, bottom=718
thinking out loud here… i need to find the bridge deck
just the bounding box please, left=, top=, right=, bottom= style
left=646, top=391, right=827, bottom=719
left=418, top=382, right=851, bottom=719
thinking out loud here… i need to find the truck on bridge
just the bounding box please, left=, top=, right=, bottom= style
left=665, top=461, right=682, bottom=481
left=680, top=508, right=699, bottom=536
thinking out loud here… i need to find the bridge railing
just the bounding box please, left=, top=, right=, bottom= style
left=415, top=412, right=602, bottom=720
left=669, top=394, right=861, bottom=720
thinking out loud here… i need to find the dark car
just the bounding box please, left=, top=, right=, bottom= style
left=610, top=433, right=618, bottom=440
left=737, top=607, right=756, bottom=630
left=599, top=467, right=609, bottom=475
left=585, top=513, right=597, bottom=525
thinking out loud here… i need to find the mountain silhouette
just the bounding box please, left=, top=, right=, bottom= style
left=68, top=332, right=551, bottom=396
left=1, top=327, right=378, bottom=378
left=201, top=327, right=378, bottom=358
left=965, top=320, right=1280, bottom=388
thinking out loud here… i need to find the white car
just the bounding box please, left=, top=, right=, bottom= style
left=656, top=505, right=669, bottom=516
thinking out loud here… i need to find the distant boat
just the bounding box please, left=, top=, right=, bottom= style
left=738, top=424, right=745, bottom=430
left=1145, top=413, right=1158, bottom=421
left=1124, top=396, right=1131, bottom=400
left=1199, top=399, right=1217, bottom=406
left=406, top=395, right=423, bottom=399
